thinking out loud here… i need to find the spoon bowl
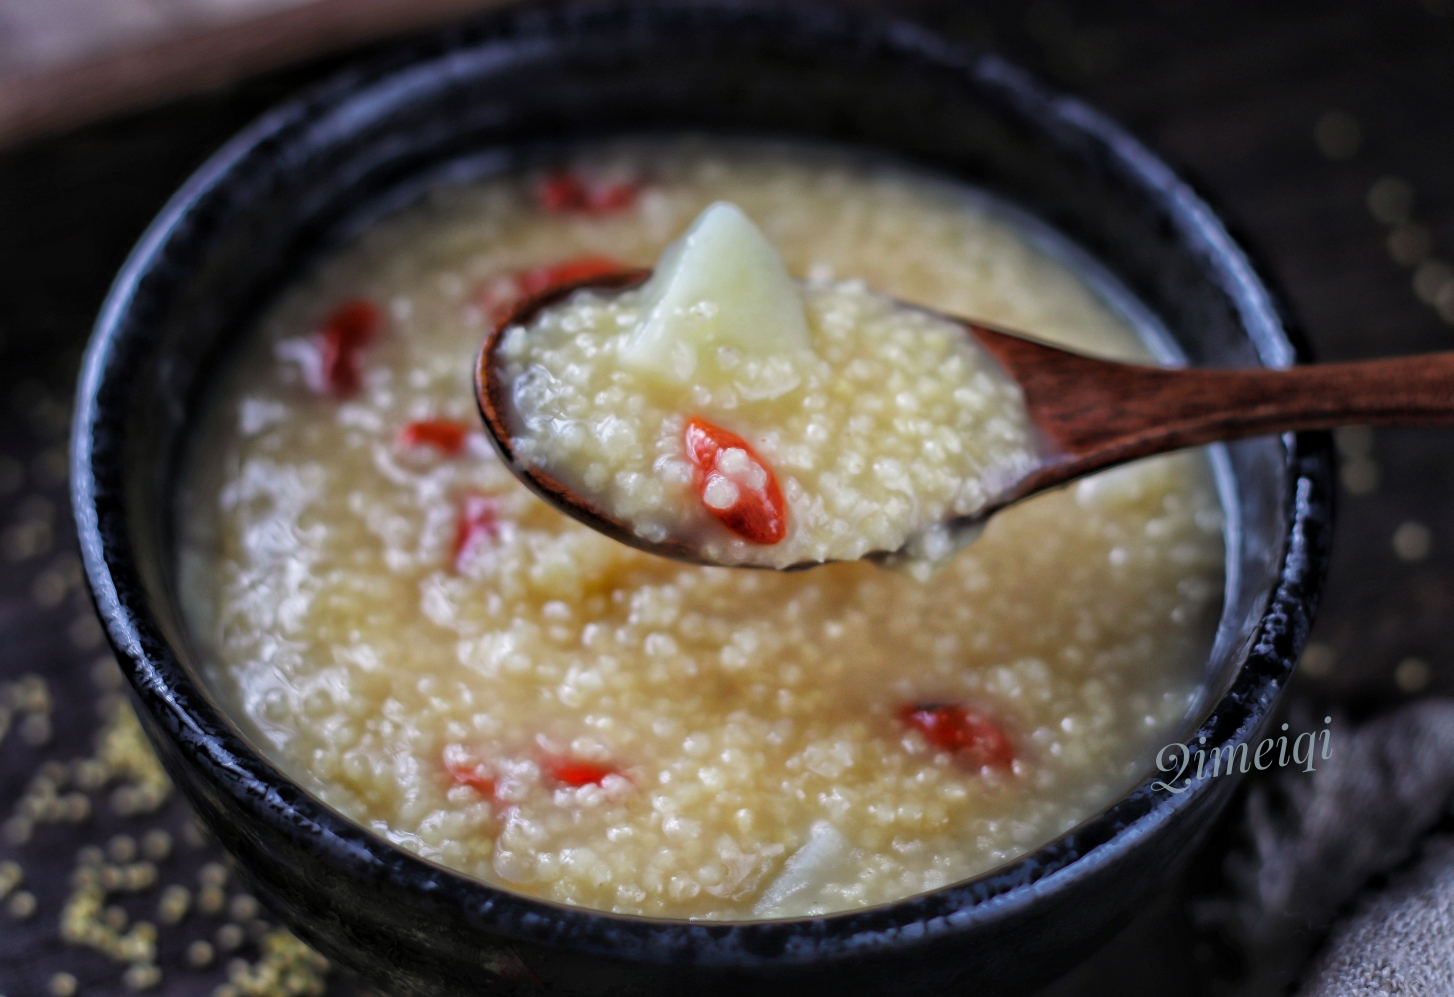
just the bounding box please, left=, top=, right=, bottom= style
left=479, top=268, right=1454, bottom=571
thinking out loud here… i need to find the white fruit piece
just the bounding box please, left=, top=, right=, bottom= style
left=751, top=820, right=853, bottom=918
left=620, top=201, right=812, bottom=382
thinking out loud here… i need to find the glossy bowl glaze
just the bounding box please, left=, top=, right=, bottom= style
left=71, top=3, right=1334, bottom=995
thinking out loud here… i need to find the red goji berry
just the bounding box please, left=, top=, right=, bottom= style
left=582, top=181, right=638, bottom=214
left=400, top=419, right=470, bottom=456
left=535, top=171, right=640, bottom=215
left=318, top=299, right=381, bottom=396
left=548, top=758, right=618, bottom=788
left=474, top=256, right=627, bottom=327
left=452, top=492, right=500, bottom=570
left=537, top=172, right=591, bottom=212
left=443, top=747, right=496, bottom=798
left=518, top=256, right=626, bottom=296
left=683, top=417, right=787, bottom=545
left=900, top=703, right=1014, bottom=772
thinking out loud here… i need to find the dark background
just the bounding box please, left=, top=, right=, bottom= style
left=2, top=0, right=1453, bottom=993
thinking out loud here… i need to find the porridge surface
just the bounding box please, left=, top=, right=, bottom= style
left=180, top=143, right=1225, bottom=920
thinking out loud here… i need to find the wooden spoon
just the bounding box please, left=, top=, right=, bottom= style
left=477, top=269, right=1453, bottom=569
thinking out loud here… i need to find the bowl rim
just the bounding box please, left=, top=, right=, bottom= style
left=70, top=0, right=1334, bottom=969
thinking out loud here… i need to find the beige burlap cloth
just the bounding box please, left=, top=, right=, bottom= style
left=1299, top=837, right=1454, bottom=995
left=1203, top=699, right=1454, bottom=995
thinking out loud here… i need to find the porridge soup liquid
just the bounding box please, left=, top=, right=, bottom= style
left=179, top=141, right=1226, bottom=920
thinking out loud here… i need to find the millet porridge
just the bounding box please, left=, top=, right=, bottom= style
left=179, top=141, right=1226, bottom=920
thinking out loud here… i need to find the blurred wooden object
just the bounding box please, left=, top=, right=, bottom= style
left=0, top=0, right=513, bottom=148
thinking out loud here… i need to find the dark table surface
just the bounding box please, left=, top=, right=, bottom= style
left=3, top=1, right=1453, bottom=994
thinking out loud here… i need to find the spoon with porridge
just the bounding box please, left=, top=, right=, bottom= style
left=478, top=201, right=1454, bottom=571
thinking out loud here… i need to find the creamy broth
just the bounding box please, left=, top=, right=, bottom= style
left=179, top=142, right=1225, bottom=920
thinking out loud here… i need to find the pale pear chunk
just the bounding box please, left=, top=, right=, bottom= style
left=620, top=202, right=812, bottom=382
left=752, top=821, right=854, bottom=918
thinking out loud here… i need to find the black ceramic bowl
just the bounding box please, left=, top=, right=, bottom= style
left=72, top=3, right=1334, bottom=995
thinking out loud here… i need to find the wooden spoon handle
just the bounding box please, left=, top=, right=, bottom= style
left=970, top=324, right=1454, bottom=488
